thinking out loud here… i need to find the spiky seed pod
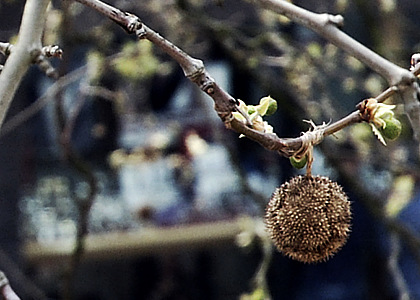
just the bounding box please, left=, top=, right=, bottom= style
left=265, top=175, right=351, bottom=263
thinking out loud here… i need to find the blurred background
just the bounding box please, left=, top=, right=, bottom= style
left=1, top=0, right=420, bottom=299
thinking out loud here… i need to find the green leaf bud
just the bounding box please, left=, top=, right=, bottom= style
left=259, top=96, right=278, bottom=116
left=290, top=155, right=307, bottom=169
left=380, top=118, right=402, bottom=140
left=265, top=100, right=278, bottom=116
left=247, top=105, right=256, bottom=115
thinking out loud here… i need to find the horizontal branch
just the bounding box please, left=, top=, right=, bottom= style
left=75, top=0, right=418, bottom=157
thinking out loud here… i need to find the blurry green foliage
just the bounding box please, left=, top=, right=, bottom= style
left=240, top=287, right=269, bottom=300
left=86, top=50, right=106, bottom=84
left=385, top=175, right=415, bottom=218
left=112, top=40, right=160, bottom=82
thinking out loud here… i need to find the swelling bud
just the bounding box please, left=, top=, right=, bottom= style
left=380, top=118, right=402, bottom=140
left=258, top=96, right=278, bottom=116
left=290, top=155, right=307, bottom=169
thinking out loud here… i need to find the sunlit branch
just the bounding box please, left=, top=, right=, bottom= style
left=0, top=0, right=50, bottom=129
left=73, top=0, right=420, bottom=159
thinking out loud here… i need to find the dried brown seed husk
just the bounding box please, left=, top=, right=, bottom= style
left=265, top=175, right=351, bottom=263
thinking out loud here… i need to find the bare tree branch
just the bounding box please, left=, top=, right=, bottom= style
left=252, top=0, right=420, bottom=142
left=0, top=52, right=124, bottom=139
left=73, top=0, right=419, bottom=161
left=252, top=0, right=413, bottom=86
left=67, top=1, right=420, bottom=281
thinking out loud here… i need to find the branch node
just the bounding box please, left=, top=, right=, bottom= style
left=294, top=120, right=326, bottom=159
left=184, top=58, right=205, bottom=79
left=222, top=113, right=235, bottom=129
left=198, top=74, right=214, bottom=91
left=31, top=48, right=59, bottom=79
left=398, top=72, right=416, bottom=88
left=41, top=45, right=63, bottom=59
left=124, top=12, right=142, bottom=33
left=410, top=53, right=420, bottom=72
left=328, top=14, right=344, bottom=27
left=357, top=98, right=376, bottom=122
left=0, top=42, right=13, bottom=56
left=203, top=82, right=215, bottom=95
left=135, top=26, right=147, bottom=39
left=229, top=98, right=240, bottom=106
left=292, top=120, right=327, bottom=176
left=235, top=102, right=253, bottom=126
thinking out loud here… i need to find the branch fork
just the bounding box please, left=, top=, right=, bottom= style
left=30, top=46, right=62, bottom=79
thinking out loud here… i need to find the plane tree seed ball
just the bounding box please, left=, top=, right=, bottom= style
left=265, top=175, right=352, bottom=263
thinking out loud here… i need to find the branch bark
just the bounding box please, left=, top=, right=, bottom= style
left=252, top=0, right=413, bottom=85
left=73, top=0, right=420, bottom=160
left=74, top=0, right=369, bottom=157
left=252, top=0, right=420, bottom=142
left=0, top=0, right=50, bottom=129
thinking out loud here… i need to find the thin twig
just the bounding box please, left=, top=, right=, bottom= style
left=252, top=237, right=273, bottom=297
left=0, top=53, right=122, bottom=139
left=0, top=66, right=87, bottom=139
left=57, top=91, right=98, bottom=300
left=388, top=233, right=411, bottom=300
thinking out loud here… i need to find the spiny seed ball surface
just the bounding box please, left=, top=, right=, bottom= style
left=265, top=175, right=351, bottom=263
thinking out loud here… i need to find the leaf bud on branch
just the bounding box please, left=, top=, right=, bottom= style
left=358, top=98, right=402, bottom=145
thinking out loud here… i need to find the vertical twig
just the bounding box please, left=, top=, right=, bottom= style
left=55, top=90, right=98, bottom=300
left=388, top=233, right=411, bottom=300
left=0, top=247, right=48, bottom=300
left=50, top=3, right=99, bottom=298
left=252, top=238, right=273, bottom=297
left=0, top=271, right=20, bottom=300
left=0, top=0, right=50, bottom=129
